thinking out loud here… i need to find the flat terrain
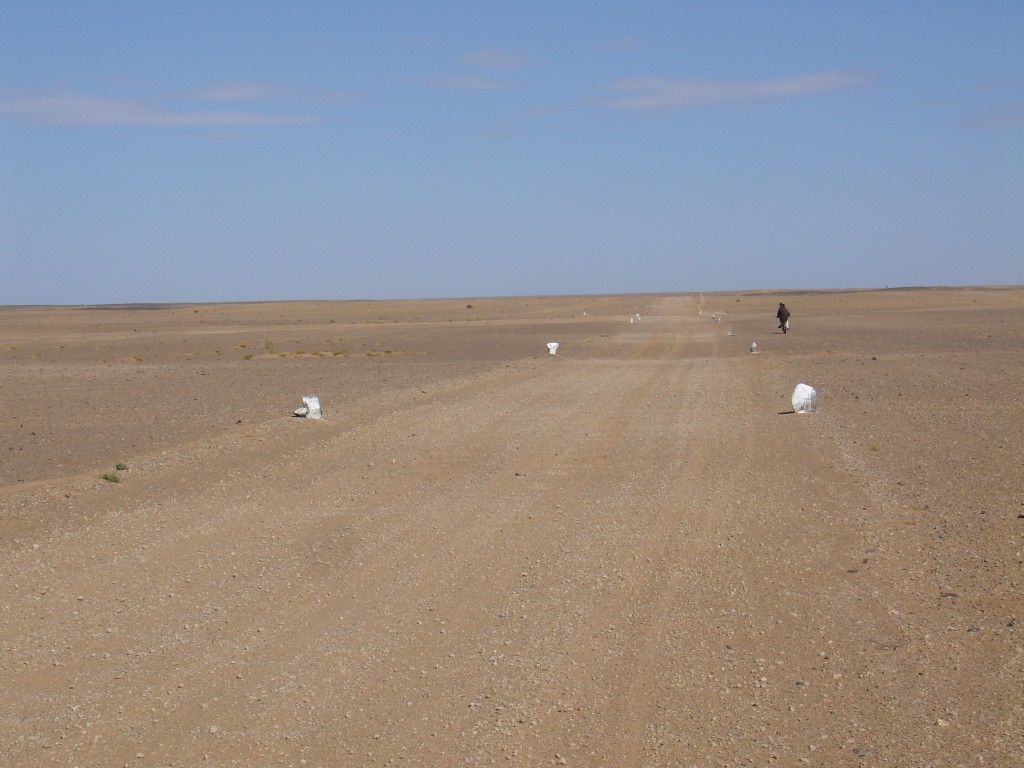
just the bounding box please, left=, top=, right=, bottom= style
left=1, top=288, right=1021, bottom=767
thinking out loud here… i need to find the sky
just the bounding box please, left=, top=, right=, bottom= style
left=1, top=1, right=1022, bottom=305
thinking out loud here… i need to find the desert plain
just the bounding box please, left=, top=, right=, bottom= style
left=0, top=287, right=1021, bottom=768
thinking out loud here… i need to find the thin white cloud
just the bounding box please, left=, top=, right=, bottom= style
left=607, top=70, right=874, bottom=110
left=966, top=79, right=1024, bottom=128
left=427, top=77, right=509, bottom=91
left=0, top=91, right=320, bottom=125
left=321, top=89, right=359, bottom=107
left=186, top=83, right=285, bottom=101
left=600, top=36, right=640, bottom=51
left=969, top=102, right=1024, bottom=129
left=412, top=36, right=446, bottom=48
left=419, top=48, right=522, bottom=94
left=985, top=78, right=1024, bottom=89
left=464, top=49, right=523, bottom=68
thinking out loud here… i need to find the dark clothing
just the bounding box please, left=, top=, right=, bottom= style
left=777, top=304, right=790, bottom=333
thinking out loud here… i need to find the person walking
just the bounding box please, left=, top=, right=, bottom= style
left=776, top=303, right=790, bottom=333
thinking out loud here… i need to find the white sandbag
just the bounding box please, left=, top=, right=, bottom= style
left=547, top=342, right=559, bottom=355
left=304, top=395, right=322, bottom=419
left=791, top=383, right=817, bottom=414
left=294, top=395, right=322, bottom=419
left=749, top=341, right=758, bottom=353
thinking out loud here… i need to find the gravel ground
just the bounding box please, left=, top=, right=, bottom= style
left=1, top=288, right=1021, bottom=767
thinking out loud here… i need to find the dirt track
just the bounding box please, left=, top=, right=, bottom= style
left=1, top=289, right=1021, bottom=767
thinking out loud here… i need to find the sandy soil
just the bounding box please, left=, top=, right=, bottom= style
left=1, top=288, right=1021, bottom=767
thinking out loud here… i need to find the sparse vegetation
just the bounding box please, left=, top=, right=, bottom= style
left=115, top=462, right=127, bottom=471
left=263, top=339, right=275, bottom=354
left=100, top=471, right=120, bottom=483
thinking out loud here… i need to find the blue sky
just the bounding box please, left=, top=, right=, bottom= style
left=2, top=1, right=1022, bottom=305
